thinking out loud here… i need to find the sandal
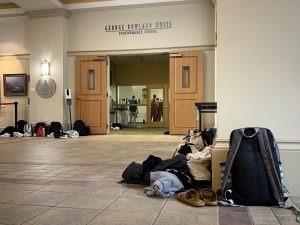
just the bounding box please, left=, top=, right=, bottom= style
left=176, top=189, right=205, bottom=207
left=199, top=188, right=218, bottom=206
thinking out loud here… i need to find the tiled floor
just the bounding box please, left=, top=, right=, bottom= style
left=0, top=134, right=299, bottom=225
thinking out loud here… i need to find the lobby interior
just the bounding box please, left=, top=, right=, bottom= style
left=0, top=0, right=300, bottom=224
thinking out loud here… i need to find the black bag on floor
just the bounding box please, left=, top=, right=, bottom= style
left=73, top=120, right=91, bottom=136
left=0, top=126, right=16, bottom=137
left=17, top=120, right=28, bottom=134
left=121, top=162, right=143, bottom=184
left=221, top=128, right=288, bottom=206
left=49, top=121, right=62, bottom=134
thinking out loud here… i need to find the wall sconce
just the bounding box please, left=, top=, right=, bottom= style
left=41, top=60, right=50, bottom=76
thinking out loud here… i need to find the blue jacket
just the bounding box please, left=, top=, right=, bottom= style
left=144, top=171, right=184, bottom=198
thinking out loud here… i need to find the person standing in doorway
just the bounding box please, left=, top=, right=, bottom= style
left=119, top=98, right=128, bottom=127
left=129, top=95, right=138, bottom=126
left=151, top=94, right=159, bottom=121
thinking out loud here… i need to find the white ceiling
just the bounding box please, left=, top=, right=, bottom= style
left=0, top=0, right=204, bottom=12
left=12, top=0, right=63, bottom=11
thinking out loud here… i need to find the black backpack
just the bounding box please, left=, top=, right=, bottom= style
left=73, top=120, right=91, bottom=136
left=49, top=121, right=62, bottom=133
left=221, top=127, right=288, bottom=206
left=17, top=120, right=28, bottom=134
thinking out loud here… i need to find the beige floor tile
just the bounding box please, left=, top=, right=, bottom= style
left=162, top=198, right=219, bottom=214
left=107, top=195, right=166, bottom=212
left=248, top=206, right=274, bottom=215
left=86, top=174, right=111, bottom=181
left=276, top=215, right=300, bottom=225
left=272, top=206, right=298, bottom=216
left=154, top=212, right=219, bottom=225
left=290, top=196, right=300, bottom=203
left=219, top=212, right=252, bottom=225
left=11, top=191, right=73, bottom=206
left=122, top=187, right=147, bottom=197
left=80, top=185, right=128, bottom=196
left=0, top=189, right=31, bottom=203
left=39, top=184, right=85, bottom=193
left=48, top=180, right=90, bottom=186
left=0, top=183, right=45, bottom=191
left=251, top=214, right=280, bottom=225
left=0, top=175, right=19, bottom=178
left=23, top=207, right=100, bottom=225
left=57, top=193, right=117, bottom=209
left=88, top=210, right=157, bottom=225
left=0, top=203, right=49, bottom=225
left=13, top=179, right=50, bottom=185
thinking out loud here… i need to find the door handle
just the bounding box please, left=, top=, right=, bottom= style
left=76, top=97, right=82, bottom=99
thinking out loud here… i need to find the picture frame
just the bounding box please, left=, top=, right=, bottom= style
left=3, top=74, right=27, bottom=96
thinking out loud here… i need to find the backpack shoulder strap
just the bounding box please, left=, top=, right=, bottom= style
left=221, top=129, right=243, bottom=197
left=257, top=128, right=285, bottom=207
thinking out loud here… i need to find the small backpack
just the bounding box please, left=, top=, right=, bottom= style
left=73, top=120, right=91, bottom=136
left=34, top=122, right=49, bottom=135
left=36, top=126, right=44, bottom=137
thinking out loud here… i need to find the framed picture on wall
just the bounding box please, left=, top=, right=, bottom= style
left=3, top=74, right=27, bottom=96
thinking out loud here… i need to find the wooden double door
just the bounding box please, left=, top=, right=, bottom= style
left=76, top=50, right=203, bottom=135
left=169, top=51, right=204, bottom=134
left=76, top=56, right=107, bottom=134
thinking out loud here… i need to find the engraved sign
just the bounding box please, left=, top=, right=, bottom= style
left=105, top=21, right=172, bottom=35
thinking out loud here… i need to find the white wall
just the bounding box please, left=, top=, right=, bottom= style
left=216, top=0, right=300, bottom=139
left=203, top=50, right=215, bottom=128
left=216, top=0, right=300, bottom=195
left=0, top=16, right=30, bottom=129
left=0, top=16, right=29, bottom=55
left=29, top=16, right=68, bottom=124
left=0, top=56, right=29, bottom=129
left=68, top=2, right=214, bottom=51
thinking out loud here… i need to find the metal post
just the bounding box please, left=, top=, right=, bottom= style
left=14, top=102, right=18, bottom=128
left=69, top=105, right=72, bottom=130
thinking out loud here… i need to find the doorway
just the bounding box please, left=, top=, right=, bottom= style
left=75, top=50, right=209, bottom=135
left=109, top=53, right=169, bottom=134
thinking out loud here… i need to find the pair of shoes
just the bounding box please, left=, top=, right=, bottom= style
left=199, top=188, right=218, bottom=206
left=176, top=189, right=205, bottom=207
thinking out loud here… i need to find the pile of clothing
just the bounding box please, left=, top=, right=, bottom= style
left=120, top=128, right=217, bottom=199
left=120, top=154, right=194, bottom=198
